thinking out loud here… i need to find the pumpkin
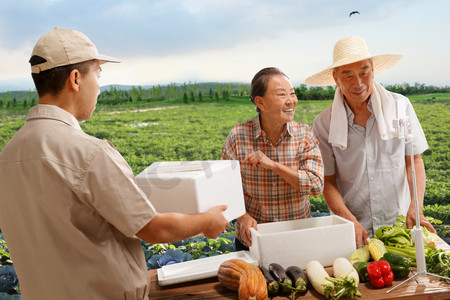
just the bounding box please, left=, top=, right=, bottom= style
left=218, top=259, right=268, bottom=300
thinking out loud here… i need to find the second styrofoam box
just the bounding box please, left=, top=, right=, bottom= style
left=249, top=215, right=356, bottom=269
left=136, top=160, right=245, bottom=221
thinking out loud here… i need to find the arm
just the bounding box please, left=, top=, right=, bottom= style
left=136, top=205, right=229, bottom=244
left=243, top=132, right=324, bottom=194
left=244, top=151, right=300, bottom=188
left=323, top=175, right=368, bottom=248
left=404, top=154, right=436, bottom=233
left=237, top=212, right=258, bottom=247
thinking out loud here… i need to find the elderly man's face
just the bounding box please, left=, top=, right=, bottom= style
left=333, top=59, right=374, bottom=105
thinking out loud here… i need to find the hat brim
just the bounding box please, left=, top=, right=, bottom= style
left=304, top=53, right=403, bottom=86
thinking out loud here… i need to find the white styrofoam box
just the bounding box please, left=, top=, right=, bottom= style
left=249, top=215, right=356, bottom=269
left=136, top=160, right=246, bottom=222
left=157, top=250, right=257, bottom=286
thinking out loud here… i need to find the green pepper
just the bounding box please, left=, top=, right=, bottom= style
left=352, top=261, right=369, bottom=283
left=380, top=252, right=411, bottom=279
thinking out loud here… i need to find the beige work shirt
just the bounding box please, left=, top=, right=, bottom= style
left=0, top=104, right=157, bottom=299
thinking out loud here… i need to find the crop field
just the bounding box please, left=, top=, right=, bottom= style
left=0, top=95, right=448, bottom=295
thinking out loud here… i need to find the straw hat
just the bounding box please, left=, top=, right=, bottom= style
left=304, top=36, right=403, bottom=86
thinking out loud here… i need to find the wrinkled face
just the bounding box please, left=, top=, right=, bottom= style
left=77, top=61, right=101, bottom=120
left=333, top=59, right=374, bottom=105
left=256, top=75, right=298, bottom=125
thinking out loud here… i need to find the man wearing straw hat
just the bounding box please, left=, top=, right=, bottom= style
left=305, top=36, right=436, bottom=248
left=0, top=28, right=229, bottom=299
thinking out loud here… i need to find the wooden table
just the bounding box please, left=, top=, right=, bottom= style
left=148, top=239, right=450, bottom=300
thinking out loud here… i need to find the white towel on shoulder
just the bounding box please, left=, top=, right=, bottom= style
left=329, top=81, right=402, bottom=150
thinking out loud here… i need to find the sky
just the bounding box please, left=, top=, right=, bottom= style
left=0, top=0, right=449, bottom=92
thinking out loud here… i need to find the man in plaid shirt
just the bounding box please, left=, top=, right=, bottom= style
left=222, top=67, right=324, bottom=250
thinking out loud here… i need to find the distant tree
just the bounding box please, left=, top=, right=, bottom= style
left=23, top=99, right=28, bottom=108
left=183, top=92, right=188, bottom=104
left=190, top=90, right=195, bottom=102
left=209, top=88, right=213, bottom=100
left=198, top=91, right=203, bottom=102
left=131, top=87, right=138, bottom=103
left=214, top=91, right=219, bottom=102
left=238, top=84, right=244, bottom=96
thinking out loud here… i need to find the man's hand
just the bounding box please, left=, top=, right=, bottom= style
left=244, top=151, right=275, bottom=170
left=237, top=213, right=258, bottom=247
left=406, top=207, right=436, bottom=233
left=354, top=220, right=369, bottom=249
left=203, top=205, right=230, bottom=238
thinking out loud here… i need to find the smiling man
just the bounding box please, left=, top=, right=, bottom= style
left=221, top=67, right=324, bottom=251
left=306, top=36, right=436, bottom=249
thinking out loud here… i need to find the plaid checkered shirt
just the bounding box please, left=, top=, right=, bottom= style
left=221, top=116, right=324, bottom=239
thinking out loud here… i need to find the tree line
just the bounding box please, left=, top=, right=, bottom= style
left=0, top=82, right=448, bottom=109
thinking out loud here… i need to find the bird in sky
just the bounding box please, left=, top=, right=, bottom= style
left=349, top=11, right=360, bottom=17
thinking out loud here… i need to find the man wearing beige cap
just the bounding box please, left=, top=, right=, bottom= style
left=0, top=27, right=229, bottom=299
left=306, top=36, right=436, bottom=249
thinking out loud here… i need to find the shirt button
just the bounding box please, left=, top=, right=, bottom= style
left=273, top=182, right=277, bottom=187
left=373, top=217, right=378, bottom=221
left=370, top=178, right=374, bottom=181
left=372, top=197, right=376, bottom=201
left=368, top=157, right=372, bottom=161
left=274, top=218, right=279, bottom=222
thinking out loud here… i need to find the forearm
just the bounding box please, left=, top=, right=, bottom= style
left=137, top=212, right=213, bottom=244
left=271, top=162, right=300, bottom=189
left=323, top=176, right=357, bottom=222
left=405, top=154, right=426, bottom=211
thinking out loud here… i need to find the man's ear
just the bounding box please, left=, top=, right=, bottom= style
left=254, top=96, right=265, bottom=112
left=332, top=70, right=340, bottom=88
left=68, top=69, right=81, bottom=92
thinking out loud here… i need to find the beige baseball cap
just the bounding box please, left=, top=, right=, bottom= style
left=30, top=27, right=120, bottom=74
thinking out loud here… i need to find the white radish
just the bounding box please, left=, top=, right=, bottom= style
left=333, top=257, right=359, bottom=285
left=305, top=260, right=333, bottom=297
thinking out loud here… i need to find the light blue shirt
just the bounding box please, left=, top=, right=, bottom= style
left=313, top=93, right=428, bottom=236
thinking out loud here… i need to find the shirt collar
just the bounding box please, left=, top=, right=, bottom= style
left=252, top=114, right=294, bottom=139
left=26, top=104, right=83, bottom=131
left=344, top=97, right=374, bottom=126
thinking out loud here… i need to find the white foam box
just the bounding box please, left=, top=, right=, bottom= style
left=249, top=215, right=356, bottom=269
left=135, top=160, right=245, bottom=221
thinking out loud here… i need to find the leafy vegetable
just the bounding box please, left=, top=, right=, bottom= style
left=349, top=245, right=370, bottom=264
left=425, top=248, right=450, bottom=283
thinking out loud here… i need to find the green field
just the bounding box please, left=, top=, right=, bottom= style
left=0, top=96, right=449, bottom=226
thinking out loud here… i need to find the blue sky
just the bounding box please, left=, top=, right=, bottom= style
left=0, top=0, right=449, bottom=91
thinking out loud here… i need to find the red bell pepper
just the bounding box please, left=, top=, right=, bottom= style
left=367, top=260, right=394, bottom=288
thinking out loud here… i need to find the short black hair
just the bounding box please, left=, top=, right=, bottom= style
left=30, top=57, right=95, bottom=97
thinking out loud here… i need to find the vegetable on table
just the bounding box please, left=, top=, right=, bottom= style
left=367, top=238, right=387, bottom=261
left=306, top=260, right=334, bottom=298
left=329, top=258, right=362, bottom=299
left=217, top=259, right=268, bottom=300
left=286, top=265, right=308, bottom=298
left=258, top=265, right=279, bottom=296
left=380, top=252, right=411, bottom=279
left=367, top=260, right=394, bottom=288
left=352, top=262, right=369, bottom=283
left=306, top=259, right=362, bottom=299
left=269, top=263, right=293, bottom=294
left=349, top=245, right=370, bottom=264
left=425, top=248, right=450, bottom=284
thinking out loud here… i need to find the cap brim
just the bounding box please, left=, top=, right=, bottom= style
left=96, top=54, right=121, bottom=64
